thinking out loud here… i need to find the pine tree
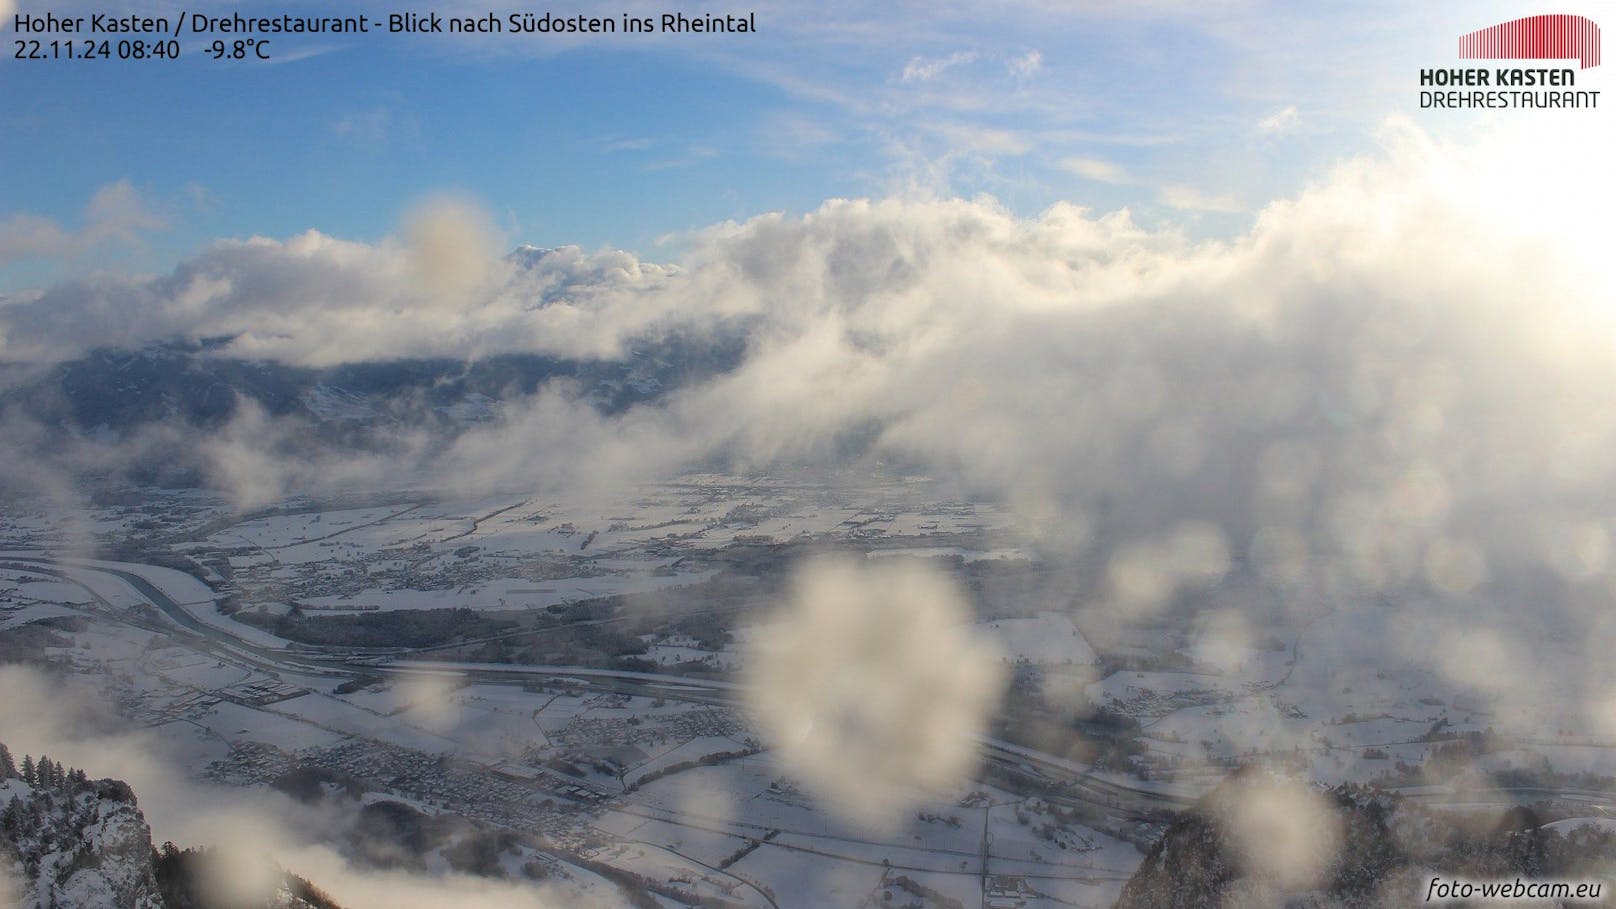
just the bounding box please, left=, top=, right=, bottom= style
left=20, top=755, right=34, bottom=786
left=37, top=757, right=55, bottom=790
left=0, top=743, right=15, bottom=779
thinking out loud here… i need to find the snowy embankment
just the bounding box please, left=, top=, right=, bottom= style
left=2, top=552, right=293, bottom=650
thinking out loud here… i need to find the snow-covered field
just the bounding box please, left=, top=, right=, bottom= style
left=5, top=478, right=1616, bottom=908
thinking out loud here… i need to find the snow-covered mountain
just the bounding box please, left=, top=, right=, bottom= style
left=1, top=745, right=340, bottom=909
left=1, top=770, right=163, bottom=909
left=1115, top=770, right=1616, bottom=909
left=0, top=331, right=744, bottom=443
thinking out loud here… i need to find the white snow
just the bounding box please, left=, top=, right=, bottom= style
left=978, top=612, right=1097, bottom=665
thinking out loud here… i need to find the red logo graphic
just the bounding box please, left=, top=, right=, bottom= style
left=1459, top=15, right=1601, bottom=69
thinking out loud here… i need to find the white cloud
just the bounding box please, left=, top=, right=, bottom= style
left=0, top=179, right=165, bottom=268
left=331, top=107, right=393, bottom=143
left=1258, top=104, right=1301, bottom=135
left=1213, top=774, right=1343, bottom=892
left=1007, top=49, right=1043, bottom=79
left=1061, top=155, right=1130, bottom=183
left=0, top=215, right=678, bottom=365
left=759, top=112, right=840, bottom=159
left=742, top=558, right=1006, bottom=829
left=403, top=194, right=505, bottom=300
left=924, top=121, right=1030, bottom=155
left=264, top=44, right=342, bottom=65
left=597, top=136, right=656, bottom=152
left=0, top=214, right=72, bottom=266
left=900, top=50, right=977, bottom=83
left=81, top=180, right=166, bottom=243
left=331, top=99, right=420, bottom=146
left=1157, top=182, right=1243, bottom=212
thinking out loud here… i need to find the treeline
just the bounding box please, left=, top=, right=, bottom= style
left=152, top=842, right=343, bottom=909
left=0, top=617, right=81, bottom=666
left=237, top=606, right=514, bottom=648
left=625, top=747, right=759, bottom=791
left=1116, top=772, right=1616, bottom=908
left=0, top=744, right=94, bottom=794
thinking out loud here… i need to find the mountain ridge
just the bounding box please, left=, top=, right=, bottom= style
left=0, top=743, right=342, bottom=909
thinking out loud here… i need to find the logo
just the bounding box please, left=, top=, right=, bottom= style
left=1459, top=14, right=1601, bottom=69
left=1420, top=14, right=1602, bottom=109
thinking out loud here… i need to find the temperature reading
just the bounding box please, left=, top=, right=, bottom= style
left=206, top=38, right=270, bottom=60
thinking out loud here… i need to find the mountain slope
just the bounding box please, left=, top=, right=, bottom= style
left=0, top=744, right=341, bottom=909
left=1, top=332, right=745, bottom=441
left=1116, top=771, right=1616, bottom=909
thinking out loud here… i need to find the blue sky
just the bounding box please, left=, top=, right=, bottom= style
left=0, top=0, right=1606, bottom=289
